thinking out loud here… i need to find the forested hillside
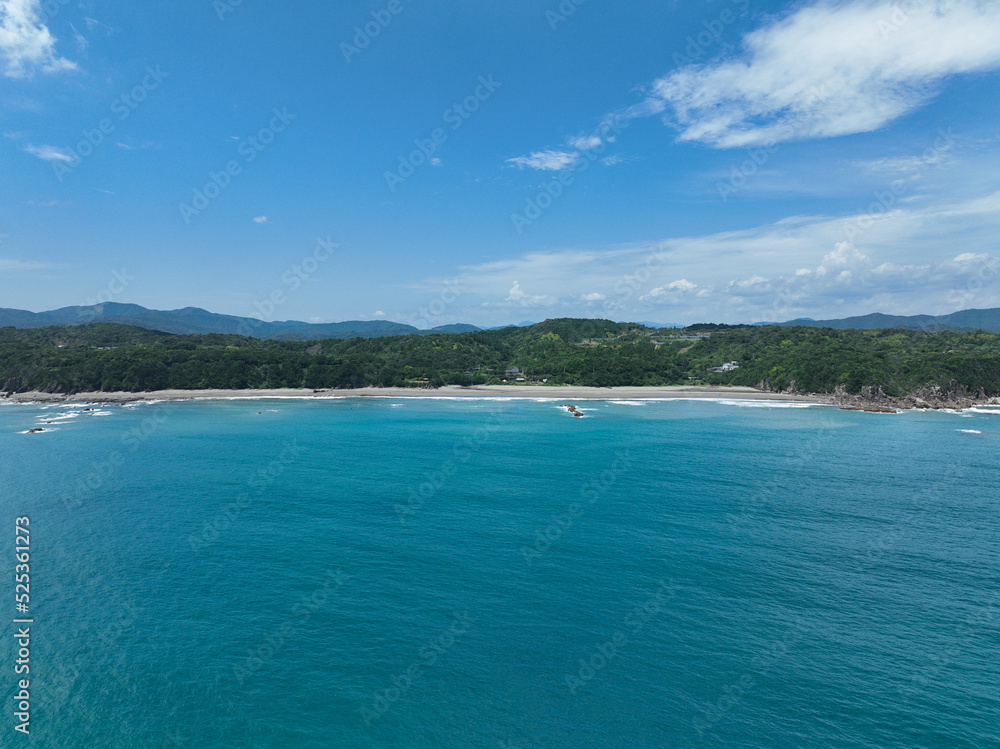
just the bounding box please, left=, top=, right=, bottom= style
left=2, top=319, right=1000, bottom=397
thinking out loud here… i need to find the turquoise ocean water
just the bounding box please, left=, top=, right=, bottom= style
left=1, top=396, right=998, bottom=748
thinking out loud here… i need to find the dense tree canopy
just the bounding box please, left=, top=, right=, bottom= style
left=2, top=319, right=999, bottom=396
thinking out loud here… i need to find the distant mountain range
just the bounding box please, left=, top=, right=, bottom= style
left=638, top=321, right=684, bottom=329
left=0, top=303, right=481, bottom=340
left=5, top=303, right=1000, bottom=339
left=774, top=308, right=1000, bottom=334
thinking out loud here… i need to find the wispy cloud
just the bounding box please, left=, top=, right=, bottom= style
left=500, top=280, right=557, bottom=307
left=68, top=22, right=86, bottom=52
left=115, top=140, right=160, bottom=151
left=506, top=132, right=627, bottom=172
left=253, top=215, right=269, bottom=224
left=515, top=0, right=1000, bottom=157
left=567, top=135, right=602, bottom=150
left=646, top=0, right=1000, bottom=148
left=0, top=0, right=77, bottom=78
left=0, top=257, right=56, bottom=271
left=422, top=190, right=1000, bottom=322
left=855, top=145, right=955, bottom=178
left=641, top=279, right=703, bottom=301
left=506, top=149, right=580, bottom=171
left=24, top=143, right=75, bottom=162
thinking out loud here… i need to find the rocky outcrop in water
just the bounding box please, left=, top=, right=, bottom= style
left=830, top=385, right=999, bottom=412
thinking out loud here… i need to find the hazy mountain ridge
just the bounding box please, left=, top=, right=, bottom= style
left=776, top=308, right=1000, bottom=334
left=0, top=303, right=471, bottom=340
left=6, top=303, right=1000, bottom=339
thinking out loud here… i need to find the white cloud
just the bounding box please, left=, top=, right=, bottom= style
left=0, top=257, right=54, bottom=271
left=641, top=278, right=699, bottom=301
left=506, top=149, right=580, bottom=171
left=647, top=0, right=1000, bottom=148
left=502, top=280, right=557, bottom=307
left=422, top=189, right=1000, bottom=322
left=581, top=292, right=606, bottom=302
left=815, top=241, right=872, bottom=281
left=855, top=142, right=955, bottom=179
left=82, top=17, right=115, bottom=35
left=373, top=310, right=385, bottom=317
left=24, top=143, right=74, bottom=162
left=115, top=140, right=159, bottom=151
left=253, top=215, right=269, bottom=224
left=0, top=0, right=77, bottom=78
left=567, top=135, right=602, bottom=150
left=68, top=22, right=86, bottom=52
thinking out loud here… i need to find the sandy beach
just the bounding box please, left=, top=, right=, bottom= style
left=3, top=385, right=829, bottom=404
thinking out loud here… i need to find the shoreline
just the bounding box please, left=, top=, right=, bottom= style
left=5, top=385, right=997, bottom=412
left=4, top=385, right=829, bottom=405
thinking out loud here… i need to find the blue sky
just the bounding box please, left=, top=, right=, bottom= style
left=2, top=0, right=1000, bottom=328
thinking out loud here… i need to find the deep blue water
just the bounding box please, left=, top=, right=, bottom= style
left=1, top=396, right=998, bottom=748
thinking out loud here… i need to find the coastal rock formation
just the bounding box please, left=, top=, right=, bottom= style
left=829, top=385, right=999, bottom=412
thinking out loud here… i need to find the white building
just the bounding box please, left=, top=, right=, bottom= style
left=708, top=361, right=739, bottom=373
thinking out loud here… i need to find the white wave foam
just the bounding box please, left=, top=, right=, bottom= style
left=958, top=429, right=983, bottom=434
left=712, top=399, right=820, bottom=409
